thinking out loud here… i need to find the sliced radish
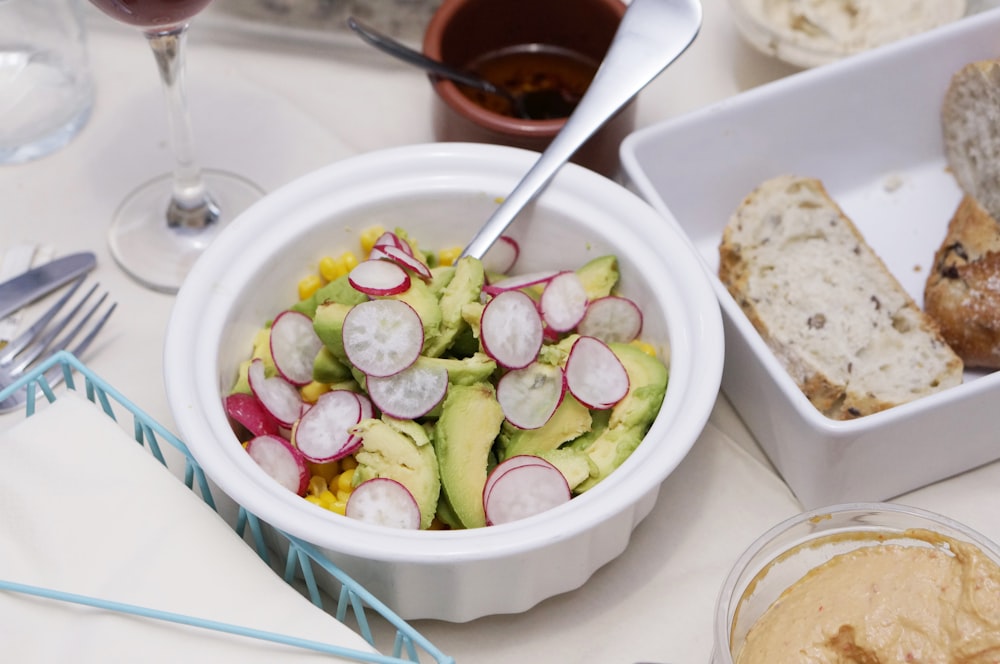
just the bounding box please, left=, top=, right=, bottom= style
left=372, top=230, right=413, bottom=257
left=346, top=478, right=421, bottom=529
left=482, top=270, right=558, bottom=296
left=367, top=361, right=448, bottom=419
left=247, top=358, right=303, bottom=427
left=224, top=392, right=279, bottom=437
left=577, top=296, right=643, bottom=343
left=293, top=389, right=364, bottom=462
left=484, top=458, right=570, bottom=525
left=246, top=434, right=310, bottom=496
left=379, top=244, right=432, bottom=281
left=482, top=235, right=520, bottom=274
left=342, top=299, right=424, bottom=377
left=482, top=455, right=552, bottom=507
left=564, top=336, right=630, bottom=409
left=356, top=391, right=374, bottom=421
left=348, top=259, right=411, bottom=297
left=270, top=310, right=325, bottom=386
left=539, top=271, right=589, bottom=332
left=496, top=362, right=565, bottom=429
left=480, top=290, right=544, bottom=369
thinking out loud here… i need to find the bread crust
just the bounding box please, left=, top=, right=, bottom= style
left=924, top=194, right=1000, bottom=368
left=721, top=175, right=963, bottom=420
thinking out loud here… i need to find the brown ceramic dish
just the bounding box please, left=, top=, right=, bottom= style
left=423, top=0, right=633, bottom=177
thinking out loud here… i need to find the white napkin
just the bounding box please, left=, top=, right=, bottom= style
left=0, top=392, right=380, bottom=663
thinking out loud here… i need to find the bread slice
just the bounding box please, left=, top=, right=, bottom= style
left=719, top=175, right=963, bottom=420
left=942, top=59, right=1000, bottom=221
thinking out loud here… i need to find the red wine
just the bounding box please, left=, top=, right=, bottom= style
left=89, top=0, right=213, bottom=29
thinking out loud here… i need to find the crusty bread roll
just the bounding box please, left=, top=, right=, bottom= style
left=720, top=175, right=963, bottom=420
left=924, top=59, right=1000, bottom=368
left=924, top=195, right=1000, bottom=368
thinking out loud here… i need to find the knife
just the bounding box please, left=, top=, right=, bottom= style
left=0, top=252, right=97, bottom=321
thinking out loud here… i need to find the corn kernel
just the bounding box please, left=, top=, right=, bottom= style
left=437, top=246, right=462, bottom=267
left=307, top=476, right=328, bottom=497
left=318, top=255, right=339, bottom=281
left=300, top=380, right=331, bottom=403
left=330, top=501, right=348, bottom=516
left=336, top=488, right=352, bottom=503
left=339, top=455, right=358, bottom=471
left=630, top=339, right=657, bottom=357
left=298, top=273, right=323, bottom=300
left=319, top=490, right=337, bottom=507
left=360, top=225, right=385, bottom=255
left=337, top=468, right=355, bottom=492
left=308, top=460, right=341, bottom=481
left=305, top=495, right=322, bottom=506
left=340, top=251, right=359, bottom=272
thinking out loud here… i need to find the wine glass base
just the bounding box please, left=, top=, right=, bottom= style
left=108, top=169, right=264, bottom=294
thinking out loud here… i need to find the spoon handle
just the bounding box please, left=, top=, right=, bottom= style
left=460, top=0, right=703, bottom=260
left=347, top=17, right=505, bottom=97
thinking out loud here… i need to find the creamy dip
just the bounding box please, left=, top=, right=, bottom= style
left=736, top=529, right=1000, bottom=664
left=738, top=0, right=966, bottom=63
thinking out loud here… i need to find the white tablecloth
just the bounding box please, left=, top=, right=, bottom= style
left=2, top=2, right=998, bottom=662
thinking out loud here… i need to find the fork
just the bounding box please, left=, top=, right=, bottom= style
left=0, top=277, right=116, bottom=413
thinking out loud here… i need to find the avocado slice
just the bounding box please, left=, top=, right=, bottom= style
left=433, top=382, right=505, bottom=529
left=423, top=256, right=485, bottom=358
left=535, top=448, right=598, bottom=491
left=313, top=301, right=353, bottom=362
left=231, top=327, right=276, bottom=394
left=570, top=342, right=668, bottom=492
left=312, top=346, right=353, bottom=384
left=499, top=394, right=592, bottom=460
left=351, top=416, right=440, bottom=529
left=576, top=255, right=620, bottom=300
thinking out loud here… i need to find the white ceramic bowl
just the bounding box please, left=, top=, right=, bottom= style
left=164, top=143, right=723, bottom=621
left=713, top=502, right=1000, bottom=662
left=620, top=11, right=1000, bottom=510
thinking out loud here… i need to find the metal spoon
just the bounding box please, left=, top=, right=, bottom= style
left=347, top=17, right=576, bottom=120
left=460, top=0, right=703, bottom=260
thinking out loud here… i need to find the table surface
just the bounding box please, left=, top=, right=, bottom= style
left=3, top=2, right=999, bottom=663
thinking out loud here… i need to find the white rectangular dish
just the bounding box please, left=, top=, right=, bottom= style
left=620, top=10, right=1000, bottom=509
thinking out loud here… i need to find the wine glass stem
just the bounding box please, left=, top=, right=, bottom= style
left=145, top=26, right=219, bottom=231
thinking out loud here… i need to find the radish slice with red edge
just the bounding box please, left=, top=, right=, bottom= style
left=367, top=362, right=448, bottom=420
left=482, top=270, right=558, bottom=296
left=293, top=389, right=364, bottom=462
left=482, top=454, right=552, bottom=508
left=539, top=271, right=589, bottom=332
left=342, top=299, right=424, bottom=377
left=379, top=244, right=432, bottom=281
left=224, top=392, right=279, bottom=437
left=372, top=230, right=413, bottom=256
left=269, top=310, right=324, bottom=386
left=482, top=235, right=520, bottom=274
left=348, top=259, right=411, bottom=297
left=346, top=478, right=421, bottom=529
left=577, top=296, right=643, bottom=343
left=484, top=458, right=570, bottom=525
left=480, top=290, right=544, bottom=369
left=496, top=362, right=565, bottom=429
left=564, top=336, right=630, bottom=409
left=356, top=391, right=374, bottom=421
left=246, top=434, right=310, bottom=496
left=247, top=358, right=303, bottom=427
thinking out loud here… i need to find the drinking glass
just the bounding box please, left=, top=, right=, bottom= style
left=88, top=0, right=263, bottom=293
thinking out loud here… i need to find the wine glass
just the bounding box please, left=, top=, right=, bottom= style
left=88, top=0, right=264, bottom=293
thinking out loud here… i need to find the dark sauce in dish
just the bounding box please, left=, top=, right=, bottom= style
left=461, top=44, right=599, bottom=120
